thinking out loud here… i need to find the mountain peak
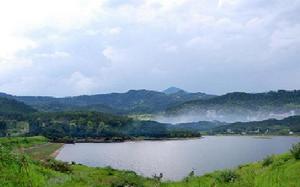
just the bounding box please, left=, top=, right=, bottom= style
left=163, top=87, right=187, bottom=95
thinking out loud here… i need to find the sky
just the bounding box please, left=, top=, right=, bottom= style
left=0, top=0, right=300, bottom=96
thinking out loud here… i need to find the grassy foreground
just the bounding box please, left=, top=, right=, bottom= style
left=0, top=136, right=300, bottom=187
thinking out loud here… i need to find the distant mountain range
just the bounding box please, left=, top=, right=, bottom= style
left=1, top=92, right=300, bottom=137
left=162, top=90, right=300, bottom=123
left=0, top=87, right=215, bottom=114
left=1, top=89, right=300, bottom=124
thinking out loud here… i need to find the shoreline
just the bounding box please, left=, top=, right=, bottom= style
left=50, top=143, right=64, bottom=158
left=51, top=136, right=202, bottom=144
left=50, top=134, right=300, bottom=144
left=205, top=134, right=300, bottom=137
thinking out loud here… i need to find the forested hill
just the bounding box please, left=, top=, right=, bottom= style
left=0, top=109, right=201, bottom=140
left=0, top=89, right=215, bottom=114
left=169, top=90, right=300, bottom=109
left=164, top=90, right=300, bottom=122
left=0, top=97, right=36, bottom=115
left=0, top=95, right=201, bottom=139
left=210, top=115, right=300, bottom=135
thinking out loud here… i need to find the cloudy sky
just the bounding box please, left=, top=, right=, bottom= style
left=0, top=0, right=300, bottom=96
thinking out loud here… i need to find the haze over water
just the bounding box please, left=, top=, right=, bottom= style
left=57, top=136, right=300, bottom=180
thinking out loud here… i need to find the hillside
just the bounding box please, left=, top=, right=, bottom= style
left=0, top=97, right=36, bottom=115
left=164, top=90, right=300, bottom=122
left=164, top=151, right=300, bottom=187
left=0, top=110, right=201, bottom=139
left=0, top=89, right=214, bottom=114
left=210, top=115, right=300, bottom=135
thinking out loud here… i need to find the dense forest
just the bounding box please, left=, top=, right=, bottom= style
left=0, top=97, right=201, bottom=140
left=0, top=111, right=201, bottom=141
left=0, top=97, right=36, bottom=115
left=167, top=90, right=300, bottom=113
left=209, top=115, right=300, bottom=135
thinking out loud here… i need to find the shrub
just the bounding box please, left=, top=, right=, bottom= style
left=272, top=159, right=285, bottom=168
left=290, top=143, right=300, bottom=160
left=217, top=170, right=239, bottom=183
left=43, top=159, right=72, bottom=173
left=262, top=155, right=274, bottom=167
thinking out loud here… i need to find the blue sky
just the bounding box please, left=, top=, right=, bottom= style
left=0, top=0, right=300, bottom=96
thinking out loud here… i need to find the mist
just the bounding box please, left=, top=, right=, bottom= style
left=153, top=110, right=297, bottom=124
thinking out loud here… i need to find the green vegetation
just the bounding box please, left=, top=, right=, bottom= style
left=262, top=155, right=274, bottom=167
left=216, top=169, right=239, bottom=183
left=1, top=137, right=300, bottom=187
left=23, top=143, right=63, bottom=160
left=162, top=149, right=300, bottom=187
left=1, top=90, right=300, bottom=186
left=0, top=136, right=47, bottom=149
left=0, top=95, right=201, bottom=140
left=0, top=137, right=159, bottom=187
left=291, top=143, right=300, bottom=159
left=0, top=97, right=36, bottom=115
left=168, top=90, right=300, bottom=112
left=210, top=115, right=300, bottom=135
left=28, top=112, right=200, bottom=141
left=7, top=89, right=214, bottom=114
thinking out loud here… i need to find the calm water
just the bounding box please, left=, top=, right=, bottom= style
left=56, top=136, right=300, bottom=180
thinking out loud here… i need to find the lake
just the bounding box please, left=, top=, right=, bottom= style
left=56, top=136, right=300, bottom=180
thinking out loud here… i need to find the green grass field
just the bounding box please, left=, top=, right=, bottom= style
left=163, top=153, right=300, bottom=187
left=0, top=136, right=300, bottom=187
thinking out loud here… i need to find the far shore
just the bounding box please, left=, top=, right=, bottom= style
left=50, top=134, right=300, bottom=144
left=51, top=136, right=202, bottom=144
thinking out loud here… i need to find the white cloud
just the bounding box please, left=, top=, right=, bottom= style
left=67, top=72, right=97, bottom=94
left=0, top=31, right=36, bottom=59
left=34, top=51, right=71, bottom=59
left=161, top=43, right=178, bottom=52
left=102, top=46, right=116, bottom=61
left=107, top=27, right=122, bottom=35
left=270, top=24, right=300, bottom=50
left=0, top=0, right=300, bottom=96
left=0, top=0, right=104, bottom=58
left=185, top=36, right=221, bottom=50
left=218, top=0, right=239, bottom=8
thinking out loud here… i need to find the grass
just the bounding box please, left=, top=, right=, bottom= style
left=22, top=143, right=64, bottom=160
left=162, top=153, right=300, bottom=187
left=0, top=136, right=47, bottom=149
left=0, top=136, right=300, bottom=187
left=0, top=136, right=63, bottom=160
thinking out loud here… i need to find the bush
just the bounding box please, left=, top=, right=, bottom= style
left=217, top=170, right=239, bottom=183
left=290, top=143, right=300, bottom=159
left=262, top=155, right=274, bottom=167
left=43, top=159, right=72, bottom=173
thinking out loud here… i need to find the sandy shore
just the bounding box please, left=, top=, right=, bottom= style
left=50, top=143, right=64, bottom=158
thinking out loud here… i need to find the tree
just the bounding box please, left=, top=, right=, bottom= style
left=0, top=121, right=7, bottom=137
